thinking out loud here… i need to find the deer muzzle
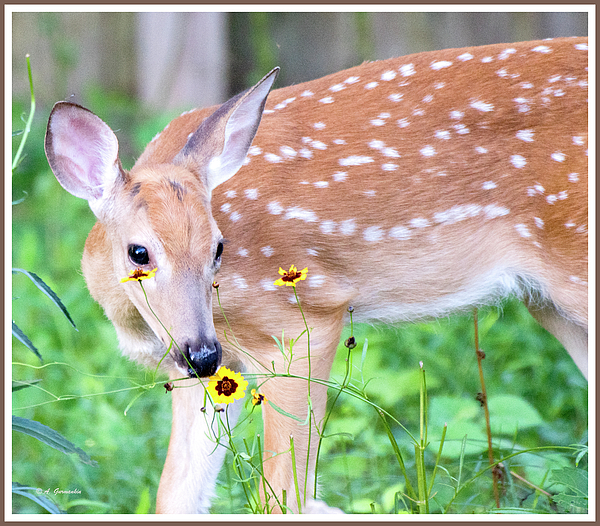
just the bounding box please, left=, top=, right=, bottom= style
left=173, top=338, right=222, bottom=378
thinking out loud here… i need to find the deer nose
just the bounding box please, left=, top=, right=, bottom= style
left=180, top=339, right=222, bottom=378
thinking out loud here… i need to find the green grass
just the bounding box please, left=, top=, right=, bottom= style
left=11, top=93, right=588, bottom=515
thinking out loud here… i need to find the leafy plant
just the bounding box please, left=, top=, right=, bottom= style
left=12, top=54, right=96, bottom=514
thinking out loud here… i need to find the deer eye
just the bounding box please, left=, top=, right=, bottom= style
left=215, top=241, right=224, bottom=262
left=128, top=244, right=150, bottom=266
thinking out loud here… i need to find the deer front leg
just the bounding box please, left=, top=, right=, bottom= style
left=156, top=377, right=244, bottom=514
left=253, top=313, right=345, bottom=514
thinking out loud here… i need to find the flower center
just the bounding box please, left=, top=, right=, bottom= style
left=282, top=271, right=301, bottom=282
left=216, top=377, right=238, bottom=396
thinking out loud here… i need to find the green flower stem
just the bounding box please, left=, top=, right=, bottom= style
left=415, top=362, right=429, bottom=513
left=290, top=435, right=302, bottom=513
left=291, top=285, right=314, bottom=505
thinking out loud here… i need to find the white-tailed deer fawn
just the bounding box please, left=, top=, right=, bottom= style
left=45, top=37, right=588, bottom=514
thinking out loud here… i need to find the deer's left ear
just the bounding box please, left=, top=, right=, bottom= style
left=174, top=67, right=279, bottom=195
left=45, top=102, right=126, bottom=219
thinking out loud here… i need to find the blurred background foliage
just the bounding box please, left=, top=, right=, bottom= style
left=11, top=10, right=588, bottom=514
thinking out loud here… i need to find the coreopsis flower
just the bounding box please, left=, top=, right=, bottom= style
left=251, top=389, right=268, bottom=406
left=274, top=265, right=308, bottom=286
left=207, top=366, right=248, bottom=404
left=121, top=267, right=157, bottom=283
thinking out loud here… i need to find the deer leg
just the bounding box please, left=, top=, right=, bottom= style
left=156, top=377, right=244, bottom=514
left=251, top=312, right=345, bottom=513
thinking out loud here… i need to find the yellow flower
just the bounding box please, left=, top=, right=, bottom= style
left=207, top=366, right=248, bottom=404
left=121, top=267, right=157, bottom=283
left=251, top=389, right=268, bottom=406
left=274, top=265, right=308, bottom=286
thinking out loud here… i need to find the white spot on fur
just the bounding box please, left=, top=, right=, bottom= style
left=285, top=207, right=318, bottom=222
left=245, top=189, right=259, bottom=200
left=516, top=129, right=534, bottom=142
left=365, top=81, right=379, bottom=89
left=551, top=152, right=566, bottom=162
left=482, top=181, right=497, bottom=190
left=333, top=171, right=348, bottom=182
left=450, top=110, right=464, bottom=120
left=238, top=248, right=249, bottom=257
left=514, top=97, right=531, bottom=113
left=382, top=163, right=398, bottom=171
left=484, top=204, right=509, bottom=218
left=575, top=43, right=588, bottom=51
left=470, top=100, right=494, bottom=112
left=397, top=118, right=410, bottom=128
left=320, top=220, right=336, bottom=234
left=267, top=201, right=284, bottom=215
left=434, top=204, right=482, bottom=225
left=534, top=217, right=544, bottom=229
left=431, top=60, right=452, bottom=70
left=515, top=224, right=531, bottom=237
left=339, top=155, right=374, bottom=166
left=339, top=219, right=356, bottom=235
left=232, top=275, right=248, bottom=289
left=457, top=52, right=473, bottom=61
left=499, top=48, right=516, bottom=60
left=260, top=279, right=277, bottom=291
left=308, top=275, right=325, bottom=288
left=389, top=226, right=411, bottom=240
left=261, top=246, right=274, bottom=257
left=314, top=181, right=329, bottom=188
left=221, top=203, right=231, bottom=213
left=301, top=90, right=314, bottom=97
left=319, top=96, right=334, bottom=104
left=381, top=70, right=397, bottom=81
left=280, top=146, right=297, bottom=158
left=307, top=248, right=318, bottom=256
left=475, top=146, right=488, bottom=154
left=313, top=122, right=326, bottom=130
left=568, top=173, right=580, bottom=182
left=248, top=146, right=262, bottom=156
left=435, top=130, right=451, bottom=140
left=400, top=64, right=416, bottom=76
left=265, top=153, right=282, bottom=163
left=532, top=45, right=552, bottom=53
left=410, top=217, right=430, bottom=228
left=230, top=211, right=241, bottom=222
left=389, top=93, right=403, bottom=102
left=364, top=226, right=384, bottom=242
left=511, top=155, right=527, bottom=168
left=420, top=146, right=436, bottom=157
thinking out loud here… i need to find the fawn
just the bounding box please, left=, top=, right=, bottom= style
left=45, top=37, right=588, bottom=513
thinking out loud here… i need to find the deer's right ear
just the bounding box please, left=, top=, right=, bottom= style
left=45, top=102, right=124, bottom=218
left=174, top=67, right=279, bottom=196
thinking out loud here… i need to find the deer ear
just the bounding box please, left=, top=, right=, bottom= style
left=174, top=67, right=279, bottom=195
left=45, top=102, right=124, bottom=218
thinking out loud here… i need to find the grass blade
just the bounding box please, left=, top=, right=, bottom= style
left=12, top=416, right=97, bottom=467
left=12, top=269, right=77, bottom=329
left=12, top=321, right=42, bottom=362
